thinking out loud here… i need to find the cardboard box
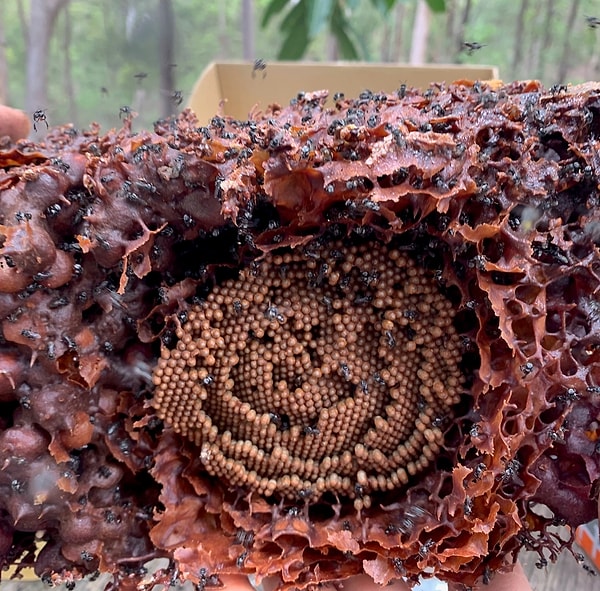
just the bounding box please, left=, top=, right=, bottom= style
left=576, top=521, right=600, bottom=571
left=188, top=61, right=500, bottom=123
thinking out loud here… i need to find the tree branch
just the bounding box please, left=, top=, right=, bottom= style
left=17, top=0, right=29, bottom=47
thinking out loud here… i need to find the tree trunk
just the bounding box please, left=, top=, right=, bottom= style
left=61, top=5, right=77, bottom=125
left=525, top=1, right=545, bottom=79
left=556, top=0, right=580, bottom=83
left=586, top=26, right=600, bottom=81
left=454, top=0, right=472, bottom=61
left=0, top=2, right=8, bottom=104
left=218, top=4, right=229, bottom=59
left=17, top=0, right=29, bottom=47
left=158, top=0, right=176, bottom=118
left=380, top=18, right=391, bottom=61
left=409, top=0, right=431, bottom=65
left=444, top=0, right=456, bottom=59
left=392, top=2, right=408, bottom=62
left=536, top=0, right=556, bottom=80
left=511, top=0, right=529, bottom=79
left=392, top=2, right=407, bottom=62
left=241, top=0, right=255, bottom=61
left=26, top=0, right=70, bottom=115
left=326, top=34, right=339, bottom=61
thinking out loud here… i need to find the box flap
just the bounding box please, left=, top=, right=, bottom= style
left=188, top=61, right=500, bottom=122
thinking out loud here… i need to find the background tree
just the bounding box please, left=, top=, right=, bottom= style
left=530, top=0, right=555, bottom=79
left=557, top=0, right=581, bottom=83
left=409, top=0, right=431, bottom=64
left=25, top=0, right=71, bottom=115
left=451, top=0, right=472, bottom=61
left=218, top=4, right=230, bottom=58
left=511, top=0, right=530, bottom=79
left=1, top=0, right=599, bottom=131
left=261, top=0, right=445, bottom=60
left=158, top=0, right=176, bottom=118
left=59, top=3, right=77, bottom=124
left=242, top=0, right=256, bottom=59
left=0, top=2, right=8, bottom=105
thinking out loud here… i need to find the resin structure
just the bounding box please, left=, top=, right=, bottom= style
left=0, top=81, right=599, bottom=590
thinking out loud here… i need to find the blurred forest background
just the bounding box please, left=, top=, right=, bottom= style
left=1, top=0, right=600, bottom=132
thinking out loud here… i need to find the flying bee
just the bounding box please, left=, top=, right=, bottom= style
left=119, top=105, right=135, bottom=120
left=32, top=109, right=48, bottom=131
left=586, top=15, right=600, bottom=29
left=463, top=41, right=486, bottom=55
left=252, top=59, right=267, bottom=79
left=171, top=90, right=184, bottom=106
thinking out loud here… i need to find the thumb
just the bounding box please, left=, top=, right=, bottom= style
left=0, top=104, right=31, bottom=142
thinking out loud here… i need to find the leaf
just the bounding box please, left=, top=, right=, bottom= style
left=368, top=0, right=397, bottom=15
left=348, top=20, right=371, bottom=60
left=278, top=2, right=310, bottom=59
left=261, top=0, right=290, bottom=28
left=331, top=3, right=359, bottom=59
left=280, top=0, right=306, bottom=32
left=278, top=24, right=310, bottom=59
left=334, top=28, right=359, bottom=59
left=425, top=0, right=446, bottom=13
left=308, top=0, right=334, bottom=38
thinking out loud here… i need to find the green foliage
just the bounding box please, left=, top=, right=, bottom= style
left=262, top=0, right=405, bottom=59
left=369, top=0, right=399, bottom=14
left=308, top=0, right=335, bottom=38
left=278, top=0, right=311, bottom=59
left=3, top=0, right=285, bottom=130
left=260, top=0, right=289, bottom=27
left=261, top=0, right=447, bottom=59
left=2, top=0, right=600, bottom=133
left=425, top=0, right=445, bottom=13
left=331, top=2, right=360, bottom=60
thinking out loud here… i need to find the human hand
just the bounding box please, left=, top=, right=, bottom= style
left=221, top=561, right=533, bottom=591
left=447, top=562, right=532, bottom=591
left=221, top=574, right=413, bottom=590
left=0, top=104, right=31, bottom=142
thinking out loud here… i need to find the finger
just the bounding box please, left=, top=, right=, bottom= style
left=220, top=574, right=257, bottom=590
left=448, top=561, right=531, bottom=591
left=262, top=574, right=412, bottom=591
left=335, top=574, right=412, bottom=590
left=0, top=105, right=30, bottom=142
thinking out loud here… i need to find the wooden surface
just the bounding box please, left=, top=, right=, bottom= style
left=521, top=546, right=600, bottom=591
left=1, top=546, right=599, bottom=591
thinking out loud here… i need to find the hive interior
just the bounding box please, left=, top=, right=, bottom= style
left=152, top=240, right=463, bottom=508
left=0, top=80, right=599, bottom=589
